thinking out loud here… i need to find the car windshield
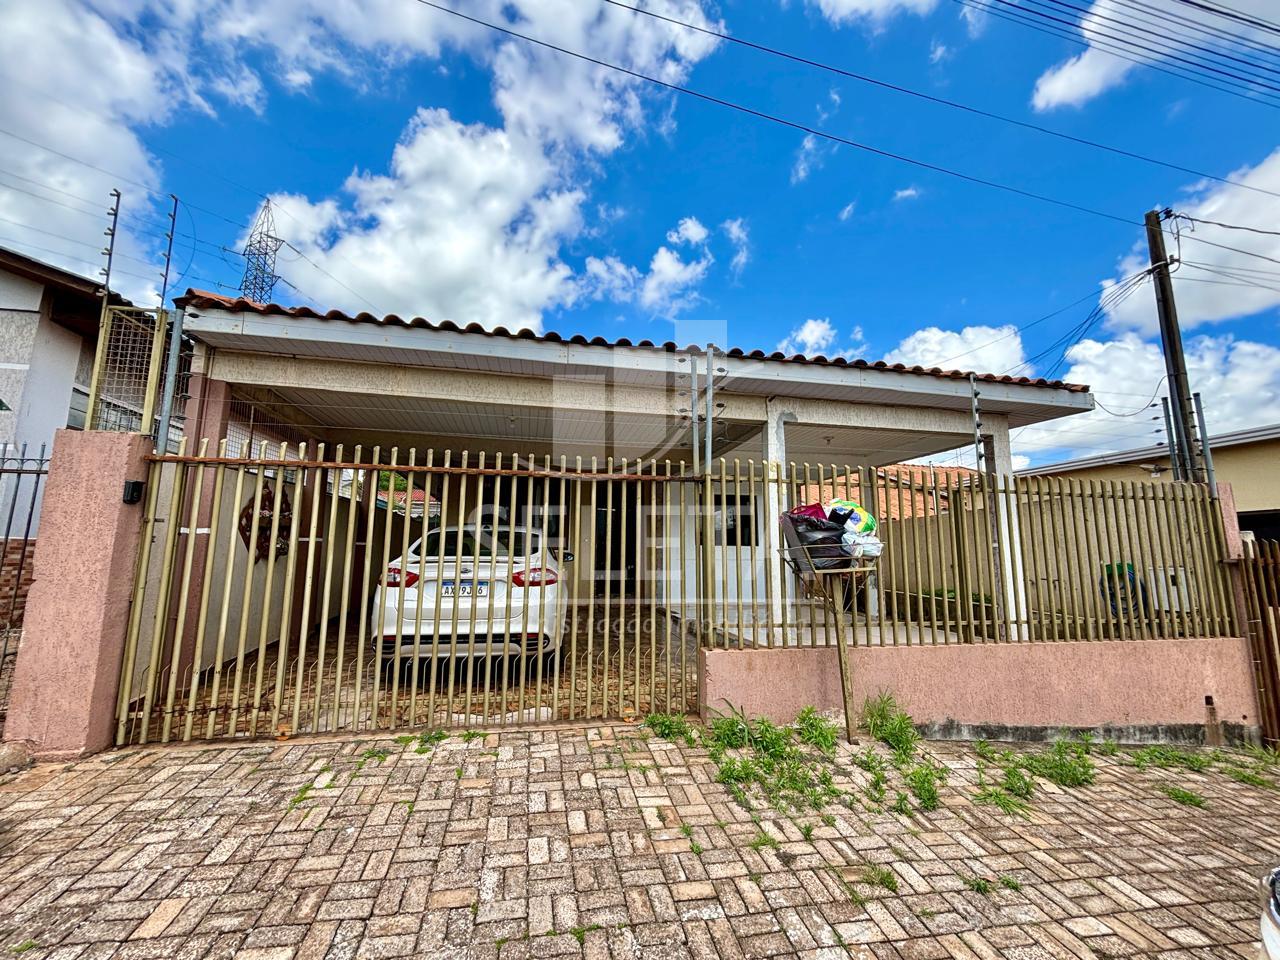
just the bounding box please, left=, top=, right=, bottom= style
left=412, top=529, right=537, bottom=560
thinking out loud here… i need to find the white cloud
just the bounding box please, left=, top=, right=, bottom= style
left=791, top=134, right=823, bottom=184
left=1030, top=0, right=1276, bottom=110
left=929, top=41, right=949, bottom=64
left=883, top=324, right=1026, bottom=374
left=666, top=216, right=710, bottom=246
left=838, top=201, right=856, bottom=221
left=1101, top=148, right=1280, bottom=337
left=893, top=186, right=921, bottom=201
left=722, top=217, right=750, bottom=277
left=0, top=0, right=723, bottom=327
left=583, top=254, right=640, bottom=303
left=778, top=318, right=838, bottom=356
left=1014, top=332, right=1280, bottom=463
left=805, top=0, right=940, bottom=27
left=639, top=243, right=713, bottom=316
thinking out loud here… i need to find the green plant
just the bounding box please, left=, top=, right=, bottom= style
left=821, top=814, right=836, bottom=828
left=861, top=864, right=899, bottom=893
left=462, top=730, right=485, bottom=743
left=678, top=824, right=692, bottom=838
left=890, top=792, right=911, bottom=815
left=1000, top=764, right=1034, bottom=801
left=394, top=734, right=415, bottom=745
left=974, top=786, right=1030, bottom=818
left=568, top=924, right=601, bottom=945
left=1162, top=784, right=1206, bottom=807
left=974, top=739, right=997, bottom=761
left=999, top=875, right=1022, bottom=891
left=645, top=713, right=696, bottom=746
left=361, top=748, right=390, bottom=763
left=794, top=707, right=839, bottom=754
left=749, top=830, right=779, bottom=851
left=1132, top=745, right=1213, bottom=773
left=799, top=823, right=815, bottom=841
left=1223, top=766, right=1275, bottom=789
left=288, top=783, right=312, bottom=810
left=690, top=840, right=704, bottom=855
left=963, top=875, right=992, bottom=895
left=9, top=942, right=37, bottom=955
left=1021, top=740, right=1095, bottom=788
left=904, top=760, right=947, bottom=812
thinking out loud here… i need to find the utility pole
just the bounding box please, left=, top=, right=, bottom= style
left=1144, top=208, right=1204, bottom=483
left=240, top=198, right=284, bottom=302
left=84, top=188, right=122, bottom=431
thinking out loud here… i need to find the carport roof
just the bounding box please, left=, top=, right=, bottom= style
left=177, top=289, right=1089, bottom=395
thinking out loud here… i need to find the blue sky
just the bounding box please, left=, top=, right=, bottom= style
left=2, top=0, right=1278, bottom=467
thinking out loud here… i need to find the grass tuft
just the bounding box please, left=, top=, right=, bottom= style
left=963, top=875, right=992, bottom=895
left=1162, top=784, right=1206, bottom=807
left=644, top=713, right=697, bottom=746
left=861, top=864, right=899, bottom=893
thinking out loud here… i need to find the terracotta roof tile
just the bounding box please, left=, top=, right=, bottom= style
left=176, top=288, right=1089, bottom=393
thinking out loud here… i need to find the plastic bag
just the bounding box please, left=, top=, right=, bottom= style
left=788, top=502, right=828, bottom=521
left=786, top=514, right=852, bottom=569
left=828, top=498, right=877, bottom=535
left=843, top=530, right=883, bottom=558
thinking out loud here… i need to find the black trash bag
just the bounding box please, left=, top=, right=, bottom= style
left=786, top=514, right=852, bottom=569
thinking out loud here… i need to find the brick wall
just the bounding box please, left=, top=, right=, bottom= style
left=0, top=538, right=37, bottom=632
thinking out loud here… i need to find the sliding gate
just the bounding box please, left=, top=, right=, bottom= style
left=117, top=443, right=719, bottom=745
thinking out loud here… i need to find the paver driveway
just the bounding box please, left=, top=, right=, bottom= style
left=0, top=724, right=1272, bottom=959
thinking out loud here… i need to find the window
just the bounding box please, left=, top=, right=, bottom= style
left=712, top=494, right=756, bottom=547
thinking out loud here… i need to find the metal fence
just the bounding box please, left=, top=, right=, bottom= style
left=114, top=445, right=1238, bottom=745
left=0, top=447, right=49, bottom=736
left=1244, top=539, right=1280, bottom=745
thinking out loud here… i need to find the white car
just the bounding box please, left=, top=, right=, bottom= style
left=373, top=525, right=570, bottom=672
left=1263, top=866, right=1280, bottom=960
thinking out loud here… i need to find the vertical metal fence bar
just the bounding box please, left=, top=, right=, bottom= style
left=205, top=444, right=249, bottom=738
left=497, top=456, right=520, bottom=726
left=351, top=450, right=380, bottom=733
left=329, top=446, right=362, bottom=733
left=481, top=453, right=506, bottom=725
left=1064, top=479, right=1097, bottom=642
left=116, top=458, right=165, bottom=745
left=288, top=447, right=325, bottom=734
left=250, top=443, right=291, bottom=737
left=536, top=456, right=554, bottom=722
left=463, top=453, right=489, bottom=726
left=369, top=448, right=398, bottom=729
left=567, top=461, right=584, bottom=721
left=268, top=443, right=306, bottom=737
left=307, top=446, right=343, bottom=733
left=407, top=449, right=433, bottom=728
left=554, top=457, right=571, bottom=720
left=585, top=463, right=600, bottom=720
left=446, top=452, right=470, bottom=724
left=160, top=441, right=208, bottom=741
left=140, top=439, right=189, bottom=743
left=229, top=443, right=269, bottom=736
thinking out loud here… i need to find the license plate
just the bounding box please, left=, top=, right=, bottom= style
left=441, top=581, right=488, bottom=597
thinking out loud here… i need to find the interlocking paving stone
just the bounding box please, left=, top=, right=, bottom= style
left=0, top=726, right=1273, bottom=958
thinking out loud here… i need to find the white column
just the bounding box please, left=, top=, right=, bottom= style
left=762, top=400, right=794, bottom=644
left=985, top=423, right=1029, bottom=641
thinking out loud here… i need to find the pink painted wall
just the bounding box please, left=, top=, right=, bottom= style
left=700, top=637, right=1259, bottom=736
left=6, top=430, right=150, bottom=759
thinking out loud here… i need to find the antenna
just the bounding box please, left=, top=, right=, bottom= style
left=239, top=199, right=285, bottom=302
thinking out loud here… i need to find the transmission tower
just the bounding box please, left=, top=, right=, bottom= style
left=239, top=199, right=285, bottom=302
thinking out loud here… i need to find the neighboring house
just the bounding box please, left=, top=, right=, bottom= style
left=1018, top=422, right=1280, bottom=539
left=0, top=247, right=126, bottom=457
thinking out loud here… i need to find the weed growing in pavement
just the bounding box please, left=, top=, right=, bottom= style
left=1162, top=784, right=1207, bottom=807
left=361, top=748, right=390, bottom=763
left=415, top=729, right=448, bottom=754
left=799, top=823, right=815, bottom=841
left=821, top=813, right=836, bottom=828
left=963, top=875, right=992, bottom=895
left=861, top=864, right=899, bottom=893
left=1223, top=766, right=1276, bottom=789
left=749, top=830, right=779, bottom=851
left=1132, top=745, right=1213, bottom=773
left=890, top=792, right=911, bottom=815
left=904, top=759, right=947, bottom=812
left=394, top=734, right=415, bottom=745
left=568, top=925, right=602, bottom=945
left=690, top=840, right=704, bottom=855
left=794, top=707, right=839, bottom=754
left=1021, top=739, right=1096, bottom=788
left=9, top=941, right=37, bottom=955
left=863, top=693, right=920, bottom=763
left=825, top=866, right=866, bottom=907
left=974, top=785, right=1030, bottom=818
left=999, top=875, right=1022, bottom=891
left=287, top=783, right=312, bottom=810
left=678, top=824, right=692, bottom=838
left=644, top=713, right=697, bottom=746
left=462, top=730, right=485, bottom=743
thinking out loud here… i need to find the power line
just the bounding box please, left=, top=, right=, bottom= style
left=971, top=0, right=1280, bottom=95
left=949, top=0, right=1280, bottom=107
left=1169, top=0, right=1280, bottom=38
left=1108, top=0, right=1280, bottom=64
left=1179, top=214, right=1280, bottom=236
left=602, top=0, right=1280, bottom=198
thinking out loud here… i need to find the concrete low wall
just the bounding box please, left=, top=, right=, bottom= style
left=699, top=637, right=1259, bottom=742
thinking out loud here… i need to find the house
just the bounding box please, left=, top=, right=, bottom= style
left=0, top=247, right=121, bottom=455
left=1017, top=422, right=1280, bottom=539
